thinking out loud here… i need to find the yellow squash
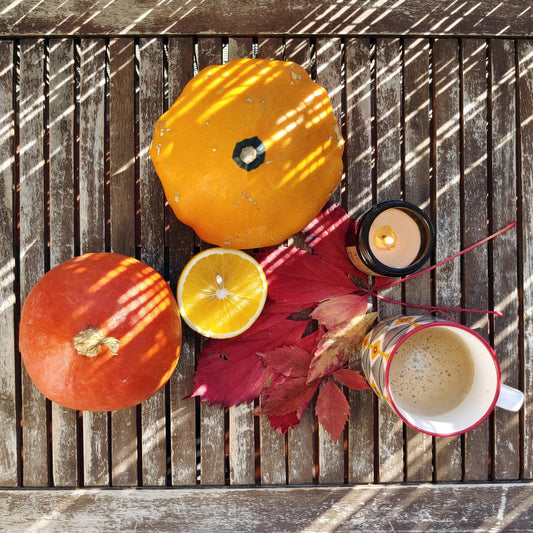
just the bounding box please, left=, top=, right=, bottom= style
left=150, top=58, right=344, bottom=249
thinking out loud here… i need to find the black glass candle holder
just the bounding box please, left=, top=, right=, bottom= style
left=345, top=200, right=435, bottom=277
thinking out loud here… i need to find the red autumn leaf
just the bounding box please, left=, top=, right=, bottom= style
left=310, top=293, right=368, bottom=329
left=261, top=345, right=313, bottom=378
left=188, top=317, right=311, bottom=406
left=187, top=347, right=269, bottom=407
left=307, top=312, right=378, bottom=383
left=315, top=379, right=350, bottom=444
left=239, top=299, right=299, bottom=338
left=333, top=368, right=370, bottom=390
left=267, top=411, right=301, bottom=434
left=260, top=377, right=320, bottom=416
left=302, top=202, right=367, bottom=280
left=257, top=246, right=355, bottom=305
left=295, top=325, right=325, bottom=352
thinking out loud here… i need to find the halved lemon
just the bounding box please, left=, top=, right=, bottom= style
left=177, top=248, right=268, bottom=339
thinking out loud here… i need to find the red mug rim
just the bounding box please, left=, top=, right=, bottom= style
left=384, top=322, right=502, bottom=437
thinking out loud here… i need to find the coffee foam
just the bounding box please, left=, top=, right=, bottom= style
left=388, top=327, right=475, bottom=418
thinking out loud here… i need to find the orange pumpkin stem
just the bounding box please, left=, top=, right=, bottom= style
left=73, top=327, right=119, bottom=357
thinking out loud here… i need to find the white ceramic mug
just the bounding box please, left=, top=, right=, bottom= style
left=361, top=315, right=524, bottom=436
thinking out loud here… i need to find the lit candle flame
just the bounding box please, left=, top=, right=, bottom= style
left=374, top=226, right=397, bottom=250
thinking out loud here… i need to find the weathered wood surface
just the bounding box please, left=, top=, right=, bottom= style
left=520, top=40, right=533, bottom=480
left=18, top=38, right=49, bottom=488
left=403, top=37, right=433, bottom=483
left=344, top=36, right=374, bottom=485
left=462, top=37, right=491, bottom=482
left=2, top=483, right=533, bottom=532
left=1, top=0, right=532, bottom=38
left=0, top=33, right=532, bottom=528
left=166, top=36, right=197, bottom=488
left=0, top=39, right=18, bottom=488
left=375, top=37, right=404, bottom=484
left=78, top=38, right=108, bottom=487
left=433, top=37, right=463, bottom=482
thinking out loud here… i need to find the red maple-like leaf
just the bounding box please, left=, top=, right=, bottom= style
left=260, top=345, right=313, bottom=378
left=307, top=312, right=378, bottom=383
left=310, top=293, right=368, bottom=329
left=265, top=411, right=301, bottom=434
left=188, top=312, right=311, bottom=406
left=302, top=202, right=366, bottom=279
left=315, top=379, right=351, bottom=444
left=260, top=376, right=320, bottom=416
left=187, top=346, right=268, bottom=407
left=238, top=300, right=299, bottom=337
left=257, top=246, right=356, bottom=306
left=258, top=327, right=324, bottom=434
left=332, top=368, right=370, bottom=390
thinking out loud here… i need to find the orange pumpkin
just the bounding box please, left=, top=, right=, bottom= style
left=149, top=58, right=344, bottom=249
left=19, top=253, right=182, bottom=411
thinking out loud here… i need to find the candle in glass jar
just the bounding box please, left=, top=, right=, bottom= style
left=345, top=200, right=435, bottom=277
left=368, top=208, right=421, bottom=268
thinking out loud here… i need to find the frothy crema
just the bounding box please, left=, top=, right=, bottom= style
left=388, top=327, right=475, bottom=417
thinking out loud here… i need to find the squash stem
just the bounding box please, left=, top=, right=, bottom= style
left=240, top=146, right=257, bottom=165
left=73, top=327, right=119, bottom=357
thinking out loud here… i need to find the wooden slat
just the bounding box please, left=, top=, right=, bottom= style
left=228, top=404, right=256, bottom=485
left=344, top=37, right=375, bottom=484
left=461, top=38, right=491, bottom=481
left=78, top=38, right=109, bottom=487
left=78, top=39, right=106, bottom=255
left=519, top=39, right=533, bottom=480
left=225, top=37, right=257, bottom=487
left=3, top=483, right=533, bottom=531
left=227, top=37, right=254, bottom=61
left=432, top=38, right=463, bottom=482
left=255, top=36, right=287, bottom=487
left=19, top=38, right=49, bottom=487
left=285, top=38, right=316, bottom=486
left=166, top=36, right=198, bottom=487
left=138, top=36, right=167, bottom=487
left=403, top=37, right=433, bottom=483
left=0, top=39, right=18, bottom=487
left=108, top=37, right=138, bottom=487
left=258, top=415, right=286, bottom=486
left=315, top=36, right=345, bottom=484
left=374, top=37, right=405, bottom=484
left=48, top=37, right=78, bottom=487
left=196, top=36, right=226, bottom=487
left=490, top=38, right=521, bottom=480
left=257, top=38, right=284, bottom=61
left=1, top=0, right=532, bottom=38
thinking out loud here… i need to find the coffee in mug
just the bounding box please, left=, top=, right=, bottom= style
left=388, top=327, right=475, bottom=417
left=361, top=315, right=524, bottom=436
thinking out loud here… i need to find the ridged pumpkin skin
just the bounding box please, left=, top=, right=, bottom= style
left=19, top=253, right=182, bottom=411
left=150, top=58, right=344, bottom=249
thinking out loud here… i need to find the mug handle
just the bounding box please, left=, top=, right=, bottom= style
left=496, top=383, right=524, bottom=412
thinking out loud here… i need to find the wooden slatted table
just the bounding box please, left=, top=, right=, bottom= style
left=1, top=1, right=533, bottom=530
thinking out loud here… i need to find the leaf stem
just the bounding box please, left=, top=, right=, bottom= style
left=375, top=221, right=515, bottom=293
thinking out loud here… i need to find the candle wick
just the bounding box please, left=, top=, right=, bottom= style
left=382, top=234, right=395, bottom=248
left=374, top=226, right=397, bottom=250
